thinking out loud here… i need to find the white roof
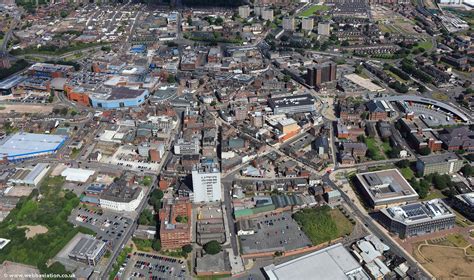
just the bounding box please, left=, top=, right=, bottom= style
left=0, top=133, right=66, bottom=158
left=61, top=168, right=95, bottom=183
left=264, top=243, right=370, bottom=280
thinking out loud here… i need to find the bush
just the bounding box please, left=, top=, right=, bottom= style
left=203, top=240, right=222, bottom=255
left=419, top=146, right=431, bottom=156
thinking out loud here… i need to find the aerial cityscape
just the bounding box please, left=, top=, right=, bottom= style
left=0, top=0, right=472, bottom=279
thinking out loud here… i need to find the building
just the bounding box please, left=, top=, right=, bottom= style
left=264, top=243, right=370, bottom=280
left=324, top=189, right=342, bottom=207
left=28, top=63, right=74, bottom=78
left=7, top=163, right=50, bottom=187
left=159, top=198, right=192, bottom=250
left=318, top=22, right=331, bottom=35
left=0, top=133, right=67, bottom=162
left=306, top=63, right=337, bottom=88
left=452, top=192, right=474, bottom=221
left=301, top=17, right=314, bottom=31
left=262, top=8, right=274, bottom=21
left=99, top=179, right=144, bottom=211
left=379, top=199, right=456, bottom=238
left=268, top=94, right=316, bottom=115
left=416, top=152, right=463, bottom=176
left=276, top=118, right=301, bottom=142
left=192, top=162, right=222, bottom=203
left=398, top=118, right=442, bottom=152
left=282, top=16, right=295, bottom=31
left=354, top=169, right=419, bottom=209
left=366, top=100, right=392, bottom=121
left=68, top=234, right=107, bottom=266
left=438, top=126, right=474, bottom=152
left=238, top=5, right=251, bottom=18
left=174, top=138, right=200, bottom=155
left=89, top=87, right=149, bottom=109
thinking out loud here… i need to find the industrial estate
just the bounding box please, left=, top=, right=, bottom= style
left=0, top=0, right=473, bottom=279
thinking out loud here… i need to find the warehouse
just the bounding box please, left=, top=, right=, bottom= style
left=264, top=243, right=370, bottom=280
left=0, top=133, right=67, bottom=162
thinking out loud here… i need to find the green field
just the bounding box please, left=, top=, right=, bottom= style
left=293, top=206, right=353, bottom=245
left=298, top=5, right=330, bottom=17
left=133, top=238, right=152, bottom=252
left=400, top=167, right=414, bottom=180
left=365, top=137, right=385, bottom=161
left=0, top=176, right=94, bottom=275
left=418, top=40, right=433, bottom=51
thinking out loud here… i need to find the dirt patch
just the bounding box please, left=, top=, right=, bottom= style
left=0, top=104, right=54, bottom=114
left=19, top=225, right=49, bottom=239
left=414, top=244, right=474, bottom=279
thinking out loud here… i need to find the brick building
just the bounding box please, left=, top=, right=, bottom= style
left=159, top=198, right=192, bottom=250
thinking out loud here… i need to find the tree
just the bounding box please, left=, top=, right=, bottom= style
left=167, top=74, right=176, bottom=84
left=460, top=164, right=474, bottom=176
left=176, top=215, right=188, bottom=223
left=432, top=174, right=452, bottom=190
left=203, top=240, right=222, bottom=255
left=283, top=75, right=291, bottom=82
left=341, top=40, right=349, bottom=47
left=150, top=189, right=164, bottom=200
left=210, top=101, right=217, bottom=106
left=215, top=17, right=224, bottom=25
left=138, top=209, right=156, bottom=226
left=182, top=244, right=193, bottom=254
left=395, top=159, right=410, bottom=169
left=152, top=239, right=161, bottom=251
left=419, top=146, right=431, bottom=156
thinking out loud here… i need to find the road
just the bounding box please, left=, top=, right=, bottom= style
left=1, top=14, right=20, bottom=52
left=321, top=173, right=433, bottom=279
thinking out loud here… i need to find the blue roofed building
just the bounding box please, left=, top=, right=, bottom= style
left=0, top=133, right=67, bottom=162
left=89, top=87, right=149, bottom=109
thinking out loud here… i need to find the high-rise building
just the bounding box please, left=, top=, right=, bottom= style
left=301, top=17, right=314, bottom=31
left=238, top=5, right=251, bottom=18
left=305, top=62, right=337, bottom=87
left=282, top=16, right=295, bottom=31
left=318, top=22, right=330, bottom=35
left=262, top=8, right=274, bottom=21
left=192, top=162, right=222, bottom=203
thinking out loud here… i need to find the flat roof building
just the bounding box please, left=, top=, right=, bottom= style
left=452, top=192, right=474, bottom=221
left=89, top=87, right=149, bottom=109
left=268, top=94, right=316, bottom=115
left=159, top=198, right=192, bottom=250
left=68, top=234, right=107, bottom=266
left=379, top=199, right=456, bottom=238
left=7, top=163, right=50, bottom=186
left=0, top=133, right=67, bottom=162
left=264, top=243, right=370, bottom=280
left=416, top=152, right=463, bottom=176
left=354, top=169, right=419, bottom=209
left=99, top=178, right=144, bottom=212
